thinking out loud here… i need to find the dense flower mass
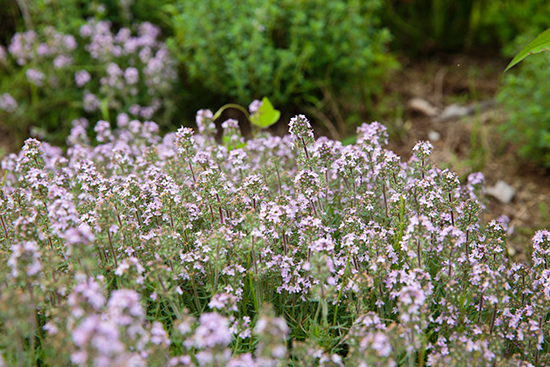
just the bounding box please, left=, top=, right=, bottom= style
left=0, top=112, right=549, bottom=366
left=0, top=13, right=179, bottom=146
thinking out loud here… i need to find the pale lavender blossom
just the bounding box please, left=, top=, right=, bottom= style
left=129, top=104, right=141, bottom=116
left=0, top=93, right=18, bottom=113
left=53, top=54, right=73, bottom=68
left=124, top=67, right=139, bottom=84
left=26, top=68, right=45, bottom=86
left=249, top=99, right=262, bottom=114
left=117, top=113, right=130, bottom=127
left=83, top=92, right=101, bottom=112
left=75, top=70, right=91, bottom=87
left=188, top=313, right=232, bottom=349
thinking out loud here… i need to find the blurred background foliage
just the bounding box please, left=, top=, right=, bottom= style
left=1, top=0, right=550, bottom=165
left=381, top=0, right=550, bottom=55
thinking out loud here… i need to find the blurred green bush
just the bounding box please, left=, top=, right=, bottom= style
left=475, top=0, right=550, bottom=55
left=381, top=0, right=476, bottom=54
left=167, top=0, right=397, bottom=129
left=498, top=52, right=550, bottom=168
left=380, top=0, right=550, bottom=55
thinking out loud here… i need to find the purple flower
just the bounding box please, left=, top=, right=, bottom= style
left=124, top=67, right=139, bottom=85
left=129, top=104, right=141, bottom=116
left=190, top=313, right=232, bottom=348
left=0, top=93, right=18, bottom=113
left=53, top=55, right=73, bottom=69
left=75, top=70, right=91, bottom=87
left=26, top=68, right=45, bottom=86
left=83, top=92, right=101, bottom=112
left=117, top=113, right=130, bottom=127
left=249, top=99, right=262, bottom=114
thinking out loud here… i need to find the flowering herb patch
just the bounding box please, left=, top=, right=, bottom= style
left=0, top=112, right=549, bottom=366
left=0, top=17, right=177, bottom=145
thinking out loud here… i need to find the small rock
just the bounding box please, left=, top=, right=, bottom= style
left=428, top=130, right=441, bottom=141
left=486, top=180, right=516, bottom=204
left=435, top=104, right=470, bottom=122
left=407, top=98, right=439, bottom=117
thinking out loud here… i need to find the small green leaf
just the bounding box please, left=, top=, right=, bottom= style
left=505, top=28, right=550, bottom=72
left=250, top=97, right=280, bottom=128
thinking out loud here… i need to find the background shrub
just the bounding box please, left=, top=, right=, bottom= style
left=497, top=52, right=550, bottom=167
left=379, top=0, right=550, bottom=55
left=167, top=0, right=396, bottom=130
left=380, top=0, right=476, bottom=54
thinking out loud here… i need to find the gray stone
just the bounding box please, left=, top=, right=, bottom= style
left=407, top=98, right=439, bottom=117
left=436, top=104, right=469, bottom=122
left=428, top=130, right=441, bottom=141
left=486, top=180, right=516, bottom=204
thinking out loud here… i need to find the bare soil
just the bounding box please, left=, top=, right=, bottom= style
left=383, top=54, right=550, bottom=262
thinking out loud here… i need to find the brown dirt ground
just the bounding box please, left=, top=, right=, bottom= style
left=383, top=54, right=550, bottom=262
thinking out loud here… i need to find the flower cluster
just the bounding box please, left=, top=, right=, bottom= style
left=0, top=11, right=178, bottom=144
left=0, top=111, right=549, bottom=366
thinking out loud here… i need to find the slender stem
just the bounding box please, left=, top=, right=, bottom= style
left=190, top=275, right=202, bottom=313
left=421, top=158, right=425, bottom=180
left=282, top=229, right=287, bottom=256
left=251, top=237, right=258, bottom=275
left=448, top=192, right=455, bottom=226
left=417, top=238, right=422, bottom=268
left=300, top=137, right=310, bottom=160
left=27, top=282, right=36, bottom=364
left=477, top=294, right=484, bottom=323
left=333, top=254, right=351, bottom=328
left=309, top=199, right=318, bottom=217
left=0, top=215, right=11, bottom=250
left=216, top=194, right=224, bottom=225
left=325, top=169, right=329, bottom=209
left=275, top=165, right=282, bottom=194
left=489, top=304, right=497, bottom=334
left=134, top=204, right=143, bottom=228
left=107, top=230, right=119, bottom=269
left=188, top=160, right=196, bottom=183
left=157, top=275, right=181, bottom=318
left=382, top=183, right=388, bottom=218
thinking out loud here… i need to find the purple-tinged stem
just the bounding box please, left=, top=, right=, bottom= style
left=448, top=192, right=455, bottom=226
left=382, top=184, right=388, bottom=218
left=188, top=160, right=196, bottom=183
left=107, top=230, right=119, bottom=269
left=417, top=238, right=422, bottom=268
left=282, top=230, right=288, bottom=256
left=309, top=199, right=318, bottom=217
left=325, top=168, right=329, bottom=209
left=300, top=137, right=310, bottom=160
left=0, top=215, right=10, bottom=249
left=216, top=194, right=224, bottom=225
left=489, top=304, right=497, bottom=334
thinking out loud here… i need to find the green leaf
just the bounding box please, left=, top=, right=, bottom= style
left=249, top=97, right=280, bottom=128
left=505, top=28, right=550, bottom=72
